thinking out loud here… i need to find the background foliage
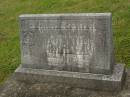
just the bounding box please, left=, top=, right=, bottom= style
left=0, top=0, right=130, bottom=84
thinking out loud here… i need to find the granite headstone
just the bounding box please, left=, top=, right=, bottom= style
left=15, top=13, right=125, bottom=91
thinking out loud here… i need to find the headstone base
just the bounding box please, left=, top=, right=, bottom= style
left=14, top=64, right=125, bottom=91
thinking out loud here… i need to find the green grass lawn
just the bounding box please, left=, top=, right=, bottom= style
left=0, top=0, right=130, bottom=84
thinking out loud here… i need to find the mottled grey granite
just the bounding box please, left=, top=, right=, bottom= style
left=0, top=68, right=130, bottom=97
left=15, top=13, right=125, bottom=91
left=14, top=64, right=125, bottom=91
left=19, top=13, right=114, bottom=74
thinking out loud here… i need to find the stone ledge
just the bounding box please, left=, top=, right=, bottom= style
left=14, top=64, right=125, bottom=91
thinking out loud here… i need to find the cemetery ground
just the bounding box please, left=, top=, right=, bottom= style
left=0, top=0, right=130, bottom=85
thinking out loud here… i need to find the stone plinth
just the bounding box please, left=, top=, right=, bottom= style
left=15, top=64, right=125, bottom=91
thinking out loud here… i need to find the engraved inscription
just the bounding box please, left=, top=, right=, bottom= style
left=24, top=19, right=97, bottom=71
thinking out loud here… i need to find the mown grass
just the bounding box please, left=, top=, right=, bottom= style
left=0, top=0, right=130, bottom=84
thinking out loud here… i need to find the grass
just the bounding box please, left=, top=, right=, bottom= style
left=0, top=0, right=130, bottom=84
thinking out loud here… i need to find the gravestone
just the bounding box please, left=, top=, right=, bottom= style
left=15, top=13, right=125, bottom=91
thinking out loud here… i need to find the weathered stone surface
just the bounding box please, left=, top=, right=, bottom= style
left=19, top=13, right=114, bottom=74
left=0, top=68, right=130, bottom=97
left=14, top=13, right=126, bottom=91
left=14, top=64, right=125, bottom=91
